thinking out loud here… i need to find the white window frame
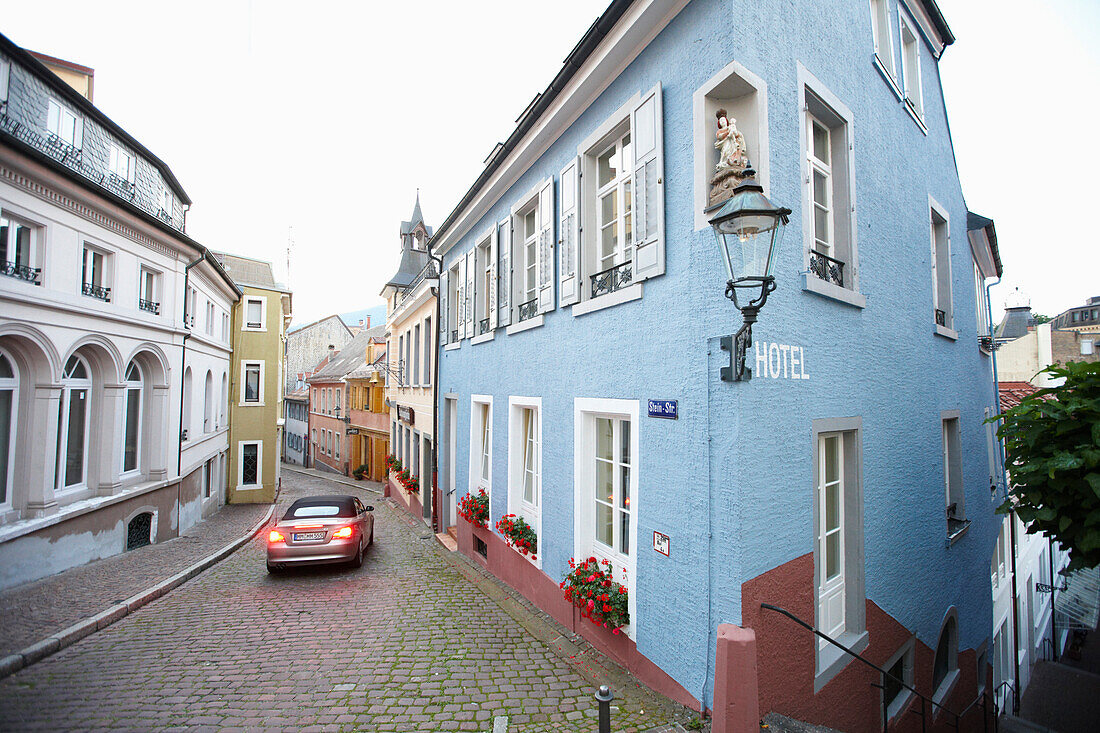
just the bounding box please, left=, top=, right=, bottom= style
left=869, top=0, right=901, bottom=96
left=469, top=395, right=493, bottom=501
left=573, top=397, right=639, bottom=639
left=0, top=207, right=43, bottom=279
left=932, top=611, right=960, bottom=711
left=121, top=360, right=143, bottom=477
left=899, top=8, right=926, bottom=127
left=57, top=354, right=92, bottom=494
left=475, top=232, right=493, bottom=338
left=0, top=59, right=9, bottom=105
left=882, top=638, right=915, bottom=723
left=243, top=296, right=267, bottom=331
left=812, top=416, right=867, bottom=689
left=1081, top=338, right=1094, bottom=356
left=930, top=196, right=955, bottom=337
left=81, top=243, right=110, bottom=296
left=240, top=360, right=265, bottom=406
left=0, top=347, right=20, bottom=511
left=594, top=129, right=633, bottom=277
left=138, top=265, right=159, bottom=311
left=942, top=410, right=965, bottom=540
left=159, top=185, right=173, bottom=217
left=47, top=98, right=82, bottom=148
left=975, top=262, right=990, bottom=340
left=108, top=144, right=136, bottom=184
left=238, top=440, right=262, bottom=488
left=508, top=396, right=542, bottom=568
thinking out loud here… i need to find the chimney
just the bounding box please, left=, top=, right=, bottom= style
left=365, top=316, right=371, bottom=329
left=359, top=319, right=364, bottom=328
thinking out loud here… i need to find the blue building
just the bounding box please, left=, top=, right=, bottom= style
left=431, top=1, right=1003, bottom=729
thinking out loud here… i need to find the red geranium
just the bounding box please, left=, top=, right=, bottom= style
left=560, top=557, right=629, bottom=632
left=495, top=514, right=538, bottom=558
left=457, top=488, right=490, bottom=528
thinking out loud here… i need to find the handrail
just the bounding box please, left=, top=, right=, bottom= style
left=760, top=603, right=988, bottom=733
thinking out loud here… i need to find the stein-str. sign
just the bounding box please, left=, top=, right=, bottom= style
left=648, top=400, right=678, bottom=419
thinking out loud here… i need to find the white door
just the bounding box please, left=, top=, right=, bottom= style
left=590, top=415, right=632, bottom=584
left=817, top=433, right=845, bottom=645
left=447, top=398, right=457, bottom=528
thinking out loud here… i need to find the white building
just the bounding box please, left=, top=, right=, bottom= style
left=283, top=386, right=309, bottom=466
left=0, top=34, right=239, bottom=588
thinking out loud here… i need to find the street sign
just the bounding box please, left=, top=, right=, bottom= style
left=346, top=428, right=360, bottom=435
left=647, top=399, right=677, bottom=419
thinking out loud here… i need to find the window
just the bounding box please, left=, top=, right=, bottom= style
left=159, top=186, right=173, bottom=217
left=139, top=267, right=159, bottom=314
left=943, top=412, right=966, bottom=539
left=470, top=398, right=492, bottom=491
left=574, top=398, right=638, bottom=634
left=220, top=372, right=227, bottom=426
left=474, top=233, right=495, bottom=336
left=182, top=367, right=192, bottom=439
left=0, top=211, right=41, bottom=285
left=932, top=615, right=959, bottom=706
left=975, top=263, right=989, bottom=339
left=243, top=297, right=265, bottom=330
left=221, top=312, right=229, bottom=341
left=930, top=200, right=954, bottom=333
left=0, top=349, right=19, bottom=509
left=413, top=324, right=421, bottom=385
left=521, top=208, right=538, bottom=309
left=0, top=58, right=8, bottom=105
left=239, top=442, right=261, bottom=487
left=122, top=361, right=143, bottom=474
left=800, top=74, right=859, bottom=302
left=1081, top=339, right=1094, bottom=356
left=312, top=428, right=316, bottom=446
left=203, top=458, right=213, bottom=498
left=57, top=355, right=91, bottom=491
left=566, top=86, right=664, bottom=313
left=423, top=317, right=432, bottom=383
left=445, top=264, right=460, bottom=343
left=991, top=518, right=1008, bottom=589
left=508, top=398, right=541, bottom=562
left=335, top=432, right=340, bottom=461
left=869, top=0, right=898, bottom=84
left=47, top=99, right=82, bottom=148
left=882, top=641, right=914, bottom=722
left=993, top=619, right=1012, bottom=712
left=185, top=287, right=197, bottom=328
left=242, top=361, right=263, bottom=404
left=899, top=10, right=924, bottom=122
left=398, top=334, right=405, bottom=385
left=203, top=370, right=213, bottom=432
left=813, top=417, right=866, bottom=685
left=81, top=245, right=110, bottom=301
left=108, top=144, right=136, bottom=184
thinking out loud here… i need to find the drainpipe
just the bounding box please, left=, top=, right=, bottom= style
left=428, top=251, right=443, bottom=533
left=177, top=253, right=203, bottom=527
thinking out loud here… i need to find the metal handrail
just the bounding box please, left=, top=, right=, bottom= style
left=809, top=249, right=845, bottom=287
left=760, top=603, right=988, bottom=733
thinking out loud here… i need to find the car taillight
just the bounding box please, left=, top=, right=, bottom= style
left=268, top=530, right=285, bottom=543
left=332, top=526, right=353, bottom=539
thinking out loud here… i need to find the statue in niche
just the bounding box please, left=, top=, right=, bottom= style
left=709, top=108, right=751, bottom=207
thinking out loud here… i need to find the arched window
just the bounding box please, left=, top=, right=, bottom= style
left=57, top=354, right=91, bottom=491
left=0, top=349, right=17, bottom=509
left=122, top=360, right=143, bottom=474
left=182, top=367, right=192, bottom=439
left=219, top=372, right=228, bottom=427
left=203, top=370, right=213, bottom=433
left=933, top=615, right=958, bottom=698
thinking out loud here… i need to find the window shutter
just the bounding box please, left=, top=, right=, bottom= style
left=464, top=249, right=475, bottom=338
left=439, top=268, right=449, bottom=345
left=630, top=83, right=665, bottom=282
left=109, top=146, right=118, bottom=175
left=0, top=61, right=9, bottom=103
left=497, top=219, right=512, bottom=327
left=73, top=116, right=83, bottom=150
left=47, top=100, right=59, bottom=136
left=536, top=178, right=555, bottom=314
left=559, top=157, right=581, bottom=306
left=456, top=255, right=466, bottom=339
left=488, top=227, right=498, bottom=330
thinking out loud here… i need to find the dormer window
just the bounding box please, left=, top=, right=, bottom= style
left=109, top=144, right=136, bottom=184
left=47, top=99, right=82, bottom=149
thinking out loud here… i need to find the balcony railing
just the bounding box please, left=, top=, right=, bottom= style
left=138, top=298, right=160, bottom=314
left=82, top=282, right=111, bottom=302
left=809, top=250, right=844, bottom=288
left=590, top=260, right=632, bottom=299
left=0, top=113, right=183, bottom=233
left=518, top=298, right=538, bottom=322
left=478, top=317, right=490, bottom=335
left=2, top=260, right=41, bottom=285
left=398, top=261, right=440, bottom=305
left=935, top=308, right=947, bottom=327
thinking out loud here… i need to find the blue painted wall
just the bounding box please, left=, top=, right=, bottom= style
left=437, top=0, right=998, bottom=708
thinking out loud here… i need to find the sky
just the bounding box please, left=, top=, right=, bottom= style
left=2, top=0, right=1097, bottom=325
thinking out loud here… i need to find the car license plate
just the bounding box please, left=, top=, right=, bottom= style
left=293, top=531, right=326, bottom=541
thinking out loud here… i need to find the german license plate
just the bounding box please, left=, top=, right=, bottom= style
left=293, top=531, right=326, bottom=541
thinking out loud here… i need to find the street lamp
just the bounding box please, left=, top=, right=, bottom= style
left=706, top=160, right=791, bottom=381
left=334, top=405, right=350, bottom=424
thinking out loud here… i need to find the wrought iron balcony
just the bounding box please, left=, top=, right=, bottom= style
left=398, top=261, right=440, bottom=305
left=590, top=260, right=632, bottom=299
left=478, top=318, right=490, bottom=335
left=1, top=260, right=41, bottom=285
left=809, top=250, right=844, bottom=288
left=82, top=282, right=111, bottom=302
left=450, top=328, right=459, bottom=342
left=138, top=298, right=160, bottom=314
left=518, top=298, right=538, bottom=322
left=935, top=309, right=947, bottom=327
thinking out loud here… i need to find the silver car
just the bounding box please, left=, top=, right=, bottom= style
left=266, top=495, right=374, bottom=572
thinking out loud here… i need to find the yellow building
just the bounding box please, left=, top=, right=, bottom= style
left=346, top=332, right=389, bottom=481
left=214, top=253, right=292, bottom=504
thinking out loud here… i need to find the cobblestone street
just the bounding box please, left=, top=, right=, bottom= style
left=0, top=470, right=694, bottom=731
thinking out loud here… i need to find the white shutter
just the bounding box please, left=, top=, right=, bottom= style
left=536, top=178, right=555, bottom=314
left=464, top=249, right=475, bottom=338
left=47, top=100, right=59, bottom=136
left=488, top=227, right=499, bottom=330
left=0, top=61, right=9, bottom=103
left=439, top=268, right=449, bottom=345
left=497, top=219, right=512, bottom=327
left=109, top=146, right=118, bottom=175
left=559, top=157, right=582, bottom=306
left=456, top=256, right=466, bottom=339
left=73, top=116, right=83, bottom=150
left=630, top=83, right=665, bottom=282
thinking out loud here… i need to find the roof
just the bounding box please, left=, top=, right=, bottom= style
left=27, top=50, right=94, bottom=75
left=307, top=326, right=386, bottom=381
left=210, top=251, right=283, bottom=290
left=428, top=0, right=953, bottom=249
left=999, top=381, right=1039, bottom=411
left=995, top=307, right=1035, bottom=340
left=286, top=386, right=309, bottom=401
left=385, top=242, right=430, bottom=289
left=400, top=192, right=433, bottom=237
left=967, top=212, right=1003, bottom=278
left=287, top=313, right=353, bottom=337
left=0, top=32, right=191, bottom=204
left=347, top=350, right=388, bottom=380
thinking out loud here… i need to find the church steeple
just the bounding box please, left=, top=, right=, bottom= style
left=399, top=189, right=432, bottom=251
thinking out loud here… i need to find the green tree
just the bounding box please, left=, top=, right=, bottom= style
left=994, top=361, right=1100, bottom=571
left=1032, top=314, right=1052, bottom=324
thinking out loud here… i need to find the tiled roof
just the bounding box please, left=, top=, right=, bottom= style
left=999, top=381, right=1039, bottom=411
left=308, top=325, right=386, bottom=381
left=210, top=252, right=277, bottom=288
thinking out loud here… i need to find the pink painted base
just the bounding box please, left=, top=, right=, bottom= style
left=455, top=517, right=700, bottom=712
left=386, top=476, right=423, bottom=519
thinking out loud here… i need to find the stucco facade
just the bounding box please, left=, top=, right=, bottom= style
left=432, top=1, right=1002, bottom=729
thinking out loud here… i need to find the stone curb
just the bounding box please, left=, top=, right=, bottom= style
left=0, top=503, right=276, bottom=680
left=282, top=464, right=383, bottom=494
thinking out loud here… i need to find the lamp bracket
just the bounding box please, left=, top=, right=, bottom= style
left=720, top=276, right=776, bottom=382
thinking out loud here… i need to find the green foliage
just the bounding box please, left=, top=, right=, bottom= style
left=684, top=718, right=705, bottom=731
left=993, top=361, right=1100, bottom=571
left=1032, top=314, right=1052, bottom=324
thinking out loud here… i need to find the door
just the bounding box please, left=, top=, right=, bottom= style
left=372, top=437, right=387, bottom=482
left=447, top=397, right=457, bottom=528
left=817, top=433, right=846, bottom=646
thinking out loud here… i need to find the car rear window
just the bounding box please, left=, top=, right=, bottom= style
left=290, top=505, right=342, bottom=518
left=283, top=497, right=358, bottom=519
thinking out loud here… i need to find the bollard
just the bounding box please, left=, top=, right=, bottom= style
left=596, top=685, right=613, bottom=733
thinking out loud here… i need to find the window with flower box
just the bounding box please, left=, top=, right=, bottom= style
left=508, top=397, right=541, bottom=566
left=470, top=396, right=493, bottom=499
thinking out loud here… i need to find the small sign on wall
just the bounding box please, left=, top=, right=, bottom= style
left=653, top=531, right=670, bottom=557
left=647, top=399, right=678, bottom=419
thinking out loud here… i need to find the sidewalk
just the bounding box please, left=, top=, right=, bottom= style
left=0, top=500, right=271, bottom=669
